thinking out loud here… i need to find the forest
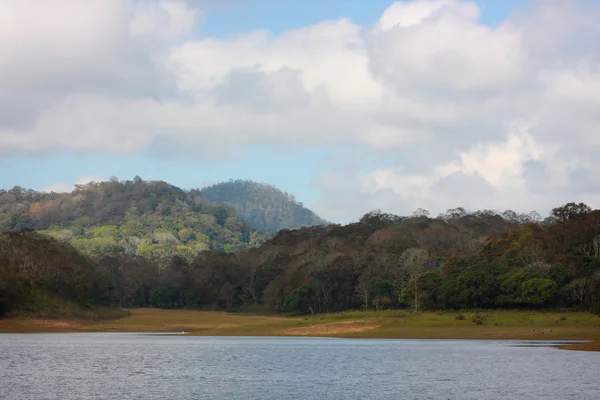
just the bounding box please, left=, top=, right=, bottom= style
left=2, top=193, right=599, bottom=318
left=0, top=178, right=328, bottom=265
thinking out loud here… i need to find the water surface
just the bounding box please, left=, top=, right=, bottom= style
left=1, top=334, right=598, bottom=399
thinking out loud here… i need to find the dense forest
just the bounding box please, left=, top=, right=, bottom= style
left=2, top=199, right=600, bottom=318
left=200, top=180, right=328, bottom=233
left=0, top=177, right=330, bottom=265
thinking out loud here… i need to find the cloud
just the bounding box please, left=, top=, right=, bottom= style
left=42, top=175, right=106, bottom=193
left=2, top=0, right=600, bottom=221
left=41, top=183, right=73, bottom=194
left=213, top=66, right=312, bottom=113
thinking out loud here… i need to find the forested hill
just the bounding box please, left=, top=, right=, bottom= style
left=0, top=178, right=329, bottom=262
left=2, top=202, right=600, bottom=318
left=200, top=180, right=328, bottom=233
left=180, top=203, right=600, bottom=314
left=0, top=178, right=271, bottom=262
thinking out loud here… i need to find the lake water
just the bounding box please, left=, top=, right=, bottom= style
left=1, top=334, right=599, bottom=400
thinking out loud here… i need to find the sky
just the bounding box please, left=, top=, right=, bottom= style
left=1, top=0, right=599, bottom=224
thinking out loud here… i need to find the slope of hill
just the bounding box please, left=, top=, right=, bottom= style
left=200, top=180, right=329, bottom=233
left=0, top=178, right=270, bottom=263
left=129, top=204, right=600, bottom=315
left=2, top=200, right=599, bottom=317
left=0, top=230, right=119, bottom=318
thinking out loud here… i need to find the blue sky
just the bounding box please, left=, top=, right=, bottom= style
left=1, top=1, right=524, bottom=198
left=202, top=0, right=526, bottom=36
left=2, top=0, right=598, bottom=223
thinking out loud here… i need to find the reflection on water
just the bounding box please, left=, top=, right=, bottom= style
left=1, top=334, right=599, bottom=400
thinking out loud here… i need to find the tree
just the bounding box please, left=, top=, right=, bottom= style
left=360, top=210, right=402, bottom=226
left=402, top=270, right=444, bottom=310
left=520, top=278, right=558, bottom=306
left=457, top=262, right=503, bottom=308
left=581, top=235, right=600, bottom=260
left=356, top=274, right=372, bottom=310
left=281, top=284, right=317, bottom=315
left=551, top=202, right=592, bottom=223
left=151, top=285, right=174, bottom=308
left=218, top=282, right=237, bottom=310
left=399, top=248, right=429, bottom=311
left=370, top=278, right=394, bottom=310
left=439, top=207, right=468, bottom=220
left=564, top=278, right=587, bottom=306
left=411, top=208, right=430, bottom=218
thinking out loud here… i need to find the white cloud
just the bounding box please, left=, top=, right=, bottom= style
left=447, top=129, right=544, bottom=190
left=375, top=0, right=479, bottom=31
left=42, top=175, right=106, bottom=193
left=2, top=0, right=600, bottom=221
left=41, top=182, right=73, bottom=194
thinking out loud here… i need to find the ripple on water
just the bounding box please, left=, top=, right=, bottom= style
left=0, top=334, right=599, bottom=400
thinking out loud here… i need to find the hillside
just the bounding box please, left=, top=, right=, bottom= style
left=118, top=203, right=600, bottom=315
left=0, top=178, right=270, bottom=263
left=200, top=180, right=328, bottom=233
left=2, top=199, right=599, bottom=319
left=0, top=230, right=117, bottom=318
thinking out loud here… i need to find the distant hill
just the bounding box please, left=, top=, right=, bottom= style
left=200, top=180, right=329, bottom=233
left=0, top=177, right=271, bottom=263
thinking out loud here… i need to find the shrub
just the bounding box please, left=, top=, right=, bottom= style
left=472, top=313, right=487, bottom=325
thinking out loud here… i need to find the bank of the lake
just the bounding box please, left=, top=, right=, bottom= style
left=1, top=308, right=599, bottom=351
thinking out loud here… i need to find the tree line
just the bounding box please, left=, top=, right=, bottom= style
left=2, top=202, right=599, bottom=317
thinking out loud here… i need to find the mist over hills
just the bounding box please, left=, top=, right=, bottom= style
left=200, top=180, right=328, bottom=233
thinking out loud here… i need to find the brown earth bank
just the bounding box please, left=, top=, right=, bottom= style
left=1, top=309, right=599, bottom=352
left=558, top=340, right=600, bottom=351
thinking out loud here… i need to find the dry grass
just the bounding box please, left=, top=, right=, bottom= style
left=281, top=320, right=381, bottom=336
left=1, top=308, right=599, bottom=352
left=0, top=308, right=290, bottom=334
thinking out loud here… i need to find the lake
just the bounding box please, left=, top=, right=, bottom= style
left=1, top=334, right=599, bottom=399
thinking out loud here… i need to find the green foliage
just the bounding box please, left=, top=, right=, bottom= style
left=520, top=278, right=558, bottom=305
left=151, top=285, right=176, bottom=308
left=401, top=271, right=444, bottom=310
left=455, top=262, right=504, bottom=308
left=2, top=194, right=600, bottom=318
left=178, top=228, right=196, bottom=243
left=94, top=225, right=118, bottom=238
left=551, top=202, right=592, bottom=223
left=0, top=178, right=276, bottom=265
left=282, top=284, right=317, bottom=315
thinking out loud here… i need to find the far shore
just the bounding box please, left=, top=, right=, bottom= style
left=1, top=308, right=599, bottom=352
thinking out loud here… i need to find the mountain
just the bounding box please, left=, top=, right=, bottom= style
left=0, top=178, right=271, bottom=263
left=200, top=180, right=328, bottom=233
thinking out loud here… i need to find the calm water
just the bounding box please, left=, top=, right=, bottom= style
left=1, top=334, right=599, bottom=400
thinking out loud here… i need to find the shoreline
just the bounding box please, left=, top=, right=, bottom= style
left=1, top=308, right=598, bottom=352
